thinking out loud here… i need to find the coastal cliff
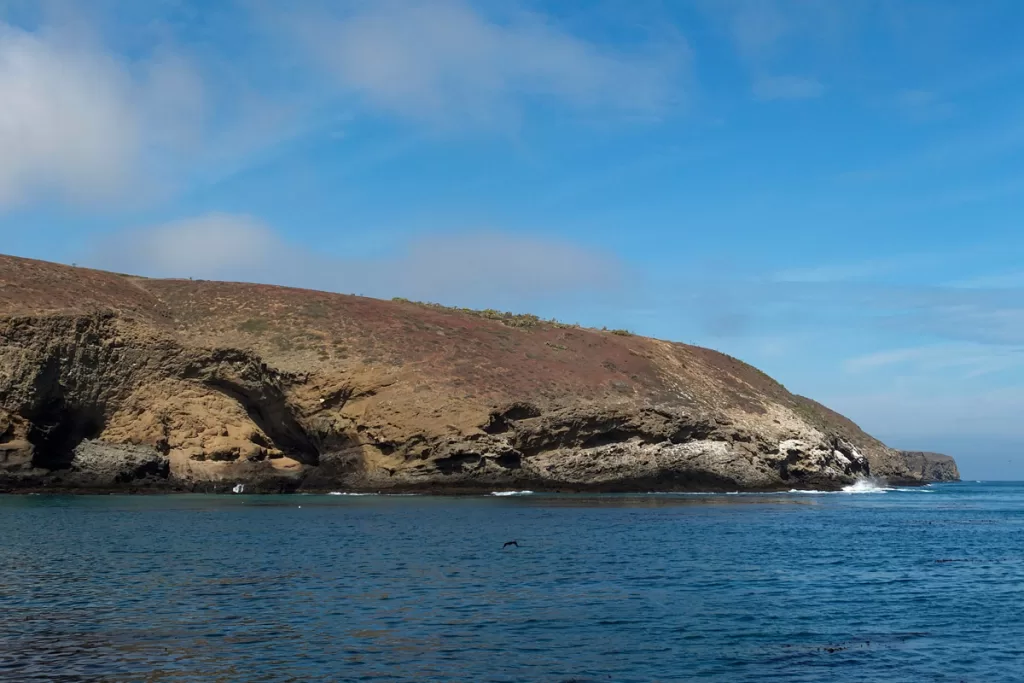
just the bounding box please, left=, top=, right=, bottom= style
left=0, top=254, right=950, bottom=492
left=898, top=451, right=961, bottom=482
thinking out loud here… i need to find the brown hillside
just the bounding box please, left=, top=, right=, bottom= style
left=0, top=253, right=922, bottom=492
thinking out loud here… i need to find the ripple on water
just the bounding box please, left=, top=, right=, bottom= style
left=0, top=482, right=1021, bottom=682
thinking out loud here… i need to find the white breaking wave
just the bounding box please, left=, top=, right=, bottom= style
left=648, top=491, right=736, bottom=495
left=786, top=480, right=933, bottom=495
left=491, top=490, right=534, bottom=496
left=326, top=492, right=422, bottom=496
left=841, top=478, right=893, bottom=494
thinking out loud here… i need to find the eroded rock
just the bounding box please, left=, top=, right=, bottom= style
left=898, top=451, right=961, bottom=482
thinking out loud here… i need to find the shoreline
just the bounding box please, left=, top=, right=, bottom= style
left=0, top=478, right=943, bottom=496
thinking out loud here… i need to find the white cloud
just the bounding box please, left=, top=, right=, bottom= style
left=392, top=231, right=622, bottom=299
left=0, top=22, right=136, bottom=206
left=0, top=2, right=685, bottom=210
left=0, top=21, right=206, bottom=208
left=843, top=343, right=1024, bottom=377
left=86, top=213, right=625, bottom=306
left=93, top=214, right=280, bottom=278
left=289, top=0, right=685, bottom=126
left=752, top=75, right=823, bottom=101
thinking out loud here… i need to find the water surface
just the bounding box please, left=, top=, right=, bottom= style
left=2, top=482, right=1022, bottom=681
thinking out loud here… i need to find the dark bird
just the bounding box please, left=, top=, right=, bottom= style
left=502, top=540, right=519, bottom=549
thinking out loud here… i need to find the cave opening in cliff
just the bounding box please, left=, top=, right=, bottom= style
left=25, top=397, right=105, bottom=470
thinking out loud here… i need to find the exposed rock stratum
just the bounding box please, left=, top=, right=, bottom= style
left=0, top=255, right=956, bottom=492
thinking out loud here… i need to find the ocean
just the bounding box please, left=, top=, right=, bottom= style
left=1, top=481, right=1021, bottom=681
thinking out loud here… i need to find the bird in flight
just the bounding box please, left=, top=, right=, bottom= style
left=502, top=540, right=519, bottom=549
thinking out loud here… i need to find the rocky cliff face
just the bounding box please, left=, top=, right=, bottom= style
left=0, top=254, right=946, bottom=492
left=898, top=451, right=961, bottom=482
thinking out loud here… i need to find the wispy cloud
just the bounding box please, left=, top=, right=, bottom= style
left=0, top=1, right=688, bottom=211
left=752, top=75, right=823, bottom=101
left=714, top=0, right=791, bottom=61
left=699, top=0, right=845, bottom=100
left=85, top=212, right=627, bottom=307
left=843, top=343, right=1024, bottom=377
left=772, top=257, right=901, bottom=284
left=893, top=88, right=955, bottom=121
left=89, top=213, right=280, bottom=278
left=889, top=49, right=1024, bottom=124
left=674, top=261, right=1024, bottom=346
left=285, top=0, right=687, bottom=128
left=840, top=115, right=1024, bottom=185
left=948, top=271, right=1024, bottom=290
left=770, top=249, right=961, bottom=285
left=823, top=385, right=1024, bottom=442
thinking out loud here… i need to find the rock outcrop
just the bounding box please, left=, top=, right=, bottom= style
left=898, top=451, right=961, bottom=482
left=0, top=254, right=950, bottom=492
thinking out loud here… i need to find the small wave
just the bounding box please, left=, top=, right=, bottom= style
left=327, top=492, right=374, bottom=496
left=491, top=490, right=534, bottom=496
left=648, top=491, right=736, bottom=495
left=841, top=478, right=894, bottom=494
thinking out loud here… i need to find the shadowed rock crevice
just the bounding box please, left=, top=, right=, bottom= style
left=24, top=398, right=105, bottom=470
left=434, top=452, right=485, bottom=475
left=482, top=402, right=542, bottom=434
left=203, top=377, right=319, bottom=464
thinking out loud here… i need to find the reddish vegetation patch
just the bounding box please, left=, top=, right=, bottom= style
left=0, top=253, right=877, bottom=440
left=0, top=255, right=169, bottom=321
left=134, top=277, right=684, bottom=405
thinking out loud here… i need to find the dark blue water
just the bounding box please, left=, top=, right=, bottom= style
left=2, top=482, right=1022, bottom=682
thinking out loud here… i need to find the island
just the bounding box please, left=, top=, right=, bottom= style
left=0, top=254, right=959, bottom=492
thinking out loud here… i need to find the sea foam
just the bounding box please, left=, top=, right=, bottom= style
left=490, top=490, right=534, bottom=496
left=841, top=478, right=893, bottom=494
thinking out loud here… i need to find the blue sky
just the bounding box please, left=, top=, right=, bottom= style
left=2, top=0, right=1024, bottom=478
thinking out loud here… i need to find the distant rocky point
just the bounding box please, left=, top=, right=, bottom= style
left=898, top=451, right=961, bottom=482
left=0, top=254, right=957, bottom=493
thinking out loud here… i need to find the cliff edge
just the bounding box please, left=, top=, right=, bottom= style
left=0, top=254, right=948, bottom=492
left=898, top=451, right=961, bottom=482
